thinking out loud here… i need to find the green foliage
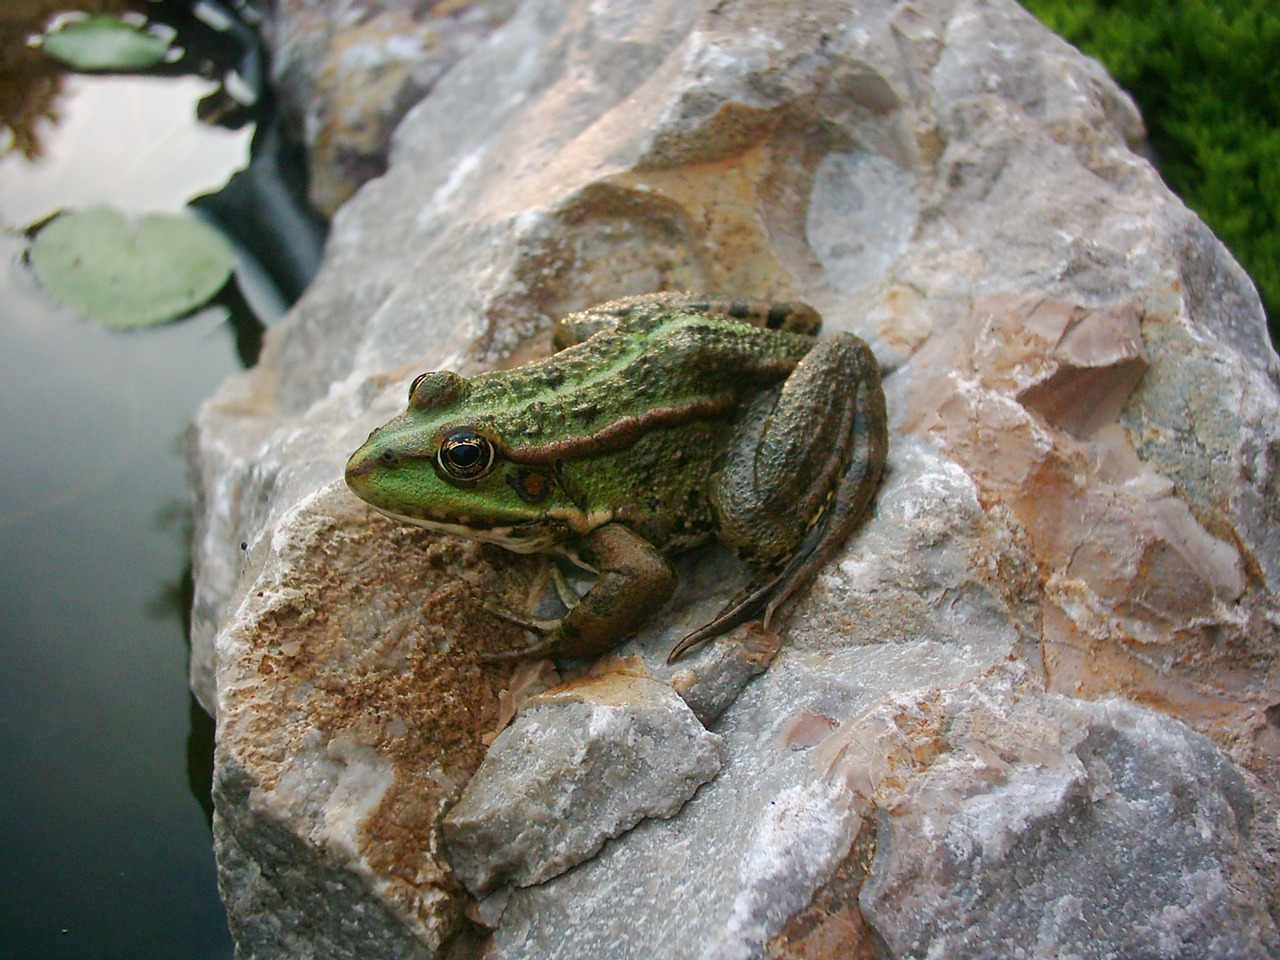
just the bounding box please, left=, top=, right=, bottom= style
left=30, top=207, right=235, bottom=329
left=1021, top=0, right=1279, bottom=339
left=40, top=15, right=172, bottom=72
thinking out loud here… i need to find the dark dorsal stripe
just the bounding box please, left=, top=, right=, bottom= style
left=502, top=393, right=739, bottom=466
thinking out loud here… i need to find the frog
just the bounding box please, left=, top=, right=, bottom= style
left=345, top=292, right=887, bottom=663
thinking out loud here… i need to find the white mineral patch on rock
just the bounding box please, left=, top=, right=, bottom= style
left=704, top=777, right=859, bottom=960
left=806, top=150, right=918, bottom=293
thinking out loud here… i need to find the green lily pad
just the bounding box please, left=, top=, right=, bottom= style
left=30, top=207, right=235, bottom=329
left=41, top=15, right=172, bottom=72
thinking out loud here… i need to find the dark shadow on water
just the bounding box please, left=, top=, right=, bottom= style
left=0, top=5, right=324, bottom=957
left=223, top=277, right=266, bottom=367
left=194, top=122, right=328, bottom=306
left=173, top=559, right=217, bottom=830
left=189, top=690, right=218, bottom=829
left=205, top=272, right=266, bottom=367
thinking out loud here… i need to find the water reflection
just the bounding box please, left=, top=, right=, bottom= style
left=0, top=230, right=240, bottom=957
left=0, top=73, right=253, bottom=224
left=0, top=2, right=321, bottom=956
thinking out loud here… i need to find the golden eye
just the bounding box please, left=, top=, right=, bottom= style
left=437, top=430, right=494, bottom=482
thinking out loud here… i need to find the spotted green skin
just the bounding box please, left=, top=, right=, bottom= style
left=346, top=292, right=887, bottom=661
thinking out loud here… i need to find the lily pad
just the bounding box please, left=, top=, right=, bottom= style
left=41, top=15, right=172, bottom=72
left=30, top=207, right=235, bottom=329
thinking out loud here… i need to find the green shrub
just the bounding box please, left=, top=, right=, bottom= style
left=1021, top=0, right=1279, bottom=342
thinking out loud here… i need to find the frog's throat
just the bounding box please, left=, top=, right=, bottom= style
left=364, top=504, right=606, bottom=553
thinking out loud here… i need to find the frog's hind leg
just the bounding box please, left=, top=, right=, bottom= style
left=670, top=334, right=887, bottom=661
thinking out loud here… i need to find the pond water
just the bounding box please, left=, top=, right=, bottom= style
left=0, top=226, right=240, bottom=958
left=0, top=15, right=313, bottom=957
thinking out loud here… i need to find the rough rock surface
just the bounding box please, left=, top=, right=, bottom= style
left=849, top=674, right=1279, bottom=959
left=189, top=0, right=1280, bottom=957
left=262, top=0, right=517, bottom=216
left=442, top=673, right=723, bottom=895
left=482, top=666, right=1279, bottom=960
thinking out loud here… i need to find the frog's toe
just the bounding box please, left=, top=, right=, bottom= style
left=477, top=628, right=598, bottom=662
left=479, top=600, right=560, bottom=635
left=476, top=643, right=559, bottom=664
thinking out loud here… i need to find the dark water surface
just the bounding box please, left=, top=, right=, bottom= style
left=0, top=68, right=266, bottom=959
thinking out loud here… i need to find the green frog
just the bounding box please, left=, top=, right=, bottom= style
left=345, top=292, right=887, bottom=663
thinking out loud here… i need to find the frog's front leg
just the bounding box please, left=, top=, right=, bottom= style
left=482, top=522, right=677, bottom=661
left=671, top=332, right=887, bottom=660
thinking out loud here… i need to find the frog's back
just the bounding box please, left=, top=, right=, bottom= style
left=473, top=303, right=816, bottom=466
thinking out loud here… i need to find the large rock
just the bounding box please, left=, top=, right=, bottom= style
left=442, top=673, right=723, bottom=896
left=189, top=0, right=1280, bottom=956
left=851, top=678, right=1278, bottom=959
left=484, top=666, right=1279, bottom=959
left=262, top=0, right=518, bottom=216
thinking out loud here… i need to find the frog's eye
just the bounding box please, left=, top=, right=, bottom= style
left=408, top=372, right=429, bottom=401
left=437, top=430, right=495, bottom=483
left=409, top=370, right=470, bottom=410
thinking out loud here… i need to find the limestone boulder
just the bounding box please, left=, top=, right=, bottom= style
left=189, top=0, right=1280, bottom=956
left=261, top=0, right=518, bottom=216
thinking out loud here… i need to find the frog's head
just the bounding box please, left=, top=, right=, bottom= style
left=346, top=370, right=585, bottom=552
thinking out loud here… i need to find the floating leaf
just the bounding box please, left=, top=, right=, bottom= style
left=30, top=207, right=235, bottom=329
left=41, top=15, right=172, bottom=72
